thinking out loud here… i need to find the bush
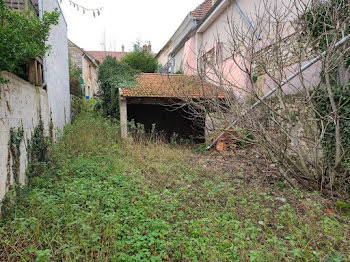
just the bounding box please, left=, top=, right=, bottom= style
left=314, top=82, right=350, bottom=172
left=121, top=42, right=158, bottom=73
left=0, top=0, right=59, bottom=81
left=95, top=56, right=138, bottom=119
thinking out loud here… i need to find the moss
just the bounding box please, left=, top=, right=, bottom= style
left=336, top=201, right=350, bottom=216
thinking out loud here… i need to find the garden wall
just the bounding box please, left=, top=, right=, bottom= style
left=0, top=71, right=50, bottom=204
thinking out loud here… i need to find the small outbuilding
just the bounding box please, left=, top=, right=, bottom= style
left=120, top=73, right=225, bottom=143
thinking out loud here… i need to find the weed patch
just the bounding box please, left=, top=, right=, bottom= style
left=0, top=111, right=349, bottom=261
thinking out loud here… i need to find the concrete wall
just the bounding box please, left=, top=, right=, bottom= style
left=42, top=0, right=71, bottom=132
left=0, top=72, right=50, bottom=203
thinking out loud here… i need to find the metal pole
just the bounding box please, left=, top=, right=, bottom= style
left=206, top=34, right=350, bottom=150
left=234, top=2, right=261, bottom=40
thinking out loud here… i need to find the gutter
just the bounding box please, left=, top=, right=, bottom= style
left=170, top=26, right=197, bottom=57
left=197, top=0, right=230, bottom=33
left=169, top=0, right=225, bottom=57
left=170, top=0, right=261, bottom=57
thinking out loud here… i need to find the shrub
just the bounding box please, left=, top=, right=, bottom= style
left=95, top=56, right=138, bottom=119
left=121, top=42, right=158, bottom=73
left=0, top=0, right=59, bottom=81
left=314, top=82, right=350, bottom=172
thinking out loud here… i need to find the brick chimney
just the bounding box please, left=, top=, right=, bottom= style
left=143, top=44, right=148, bottom=53
left=147, top=42, right=152, bottom=53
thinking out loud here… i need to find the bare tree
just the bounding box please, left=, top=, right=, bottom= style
left=172, top=0, right=350, bottom=197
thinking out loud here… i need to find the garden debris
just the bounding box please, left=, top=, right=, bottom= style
left=211, top=128, right=240, bottom=152
left=275, top=197, right=287, bottom=202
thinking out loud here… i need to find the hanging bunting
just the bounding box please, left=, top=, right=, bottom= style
left=59, top=0, right=103, bottom=17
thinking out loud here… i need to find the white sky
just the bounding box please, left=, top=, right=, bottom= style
left=59, top=0, right=205, bottom=53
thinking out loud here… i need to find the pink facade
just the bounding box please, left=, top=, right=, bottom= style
left=176, top=0, right=321, bottom=98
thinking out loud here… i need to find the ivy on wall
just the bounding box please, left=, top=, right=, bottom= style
left=8, top=126, right=24, bottom=188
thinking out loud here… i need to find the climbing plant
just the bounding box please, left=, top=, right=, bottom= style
left=8, top=126, right=24, bottom=188
left=0, top=0, right=59, bottom=81
left=95, top=56, right=138, bottom=120
left=27, top=117, right=50, bottom=178
left=304, top=0, right=350, bottom=179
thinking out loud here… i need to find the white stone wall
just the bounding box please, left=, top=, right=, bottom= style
left=0, top=72, right=50, bottom=203
left=43, top=0, right=71, bottom=133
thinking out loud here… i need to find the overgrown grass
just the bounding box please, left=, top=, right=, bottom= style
left=0, top=110, right=349, bottom=261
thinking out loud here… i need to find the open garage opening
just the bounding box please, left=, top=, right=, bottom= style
left=127, top=103, right=205, bottom=144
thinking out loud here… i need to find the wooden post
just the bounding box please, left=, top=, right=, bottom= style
left=120, top=97, right=128, bottom=139
left=28, top=59, right=37, bottom=85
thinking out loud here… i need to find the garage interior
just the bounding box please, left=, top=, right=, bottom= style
left=127, top=100, right=205, bottom=143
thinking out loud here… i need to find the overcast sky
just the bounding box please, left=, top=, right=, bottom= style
left=59, top=0, right=205, bottom=53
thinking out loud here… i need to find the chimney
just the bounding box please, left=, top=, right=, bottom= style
left=143, top=44, right=148, bottom=53
left=121, top=44, right=125, bottom=56
left=147, top=42, right=152, bottom=53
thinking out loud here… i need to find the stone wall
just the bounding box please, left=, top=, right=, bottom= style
left=68, top=40, right=83, bottom=69
left=0, top=71, right=50, bottom=204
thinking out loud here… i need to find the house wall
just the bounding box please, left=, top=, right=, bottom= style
left=0, top=72, right=50, bottom=204
left=83, top=57, right=99, bottom=98
left=42, top=0, right=71, bottom=133
left=157, top=42, right=174, bottom=67
left=174, top=46, right=185, bottom=73
left=157, top=15, right=197, bottom=68
left=68, top=41, right=83, bottom=69
left=180, top=0, right=321, bottom=97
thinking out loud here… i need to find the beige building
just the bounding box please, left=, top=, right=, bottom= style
left=68, top=40, right=99, bottom=99
left=156, top=0, right=212, bottom=73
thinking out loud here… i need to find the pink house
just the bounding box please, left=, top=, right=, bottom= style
left=167, top=0, right=322, bottom=99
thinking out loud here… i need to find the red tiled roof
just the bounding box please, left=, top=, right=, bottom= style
left=190, top=0, right=213, bottom=19
left=86, top=51, right=128, bottom=64
left=122, top=73, right=225, bottom=99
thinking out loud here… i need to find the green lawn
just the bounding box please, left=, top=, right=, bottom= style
left=0, top=111, right=349, bottom=261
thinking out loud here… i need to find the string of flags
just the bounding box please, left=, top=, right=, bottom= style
left=59, top=0, right=103, bottom=17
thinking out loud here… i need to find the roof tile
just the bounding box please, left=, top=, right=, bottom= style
left=122, top=73, right=225, bottom=99
left=86, top=51, right=128, bottom=64
left=190, top=0, right=213, bottom=19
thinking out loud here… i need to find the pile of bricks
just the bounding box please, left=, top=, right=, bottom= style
left=212, top=129, right=240, bottom=152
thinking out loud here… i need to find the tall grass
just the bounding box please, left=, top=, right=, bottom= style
left=0, top=109, right=349, bottom=261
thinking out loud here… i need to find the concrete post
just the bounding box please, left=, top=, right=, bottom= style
left=120, top=97, right=128, bottom=139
